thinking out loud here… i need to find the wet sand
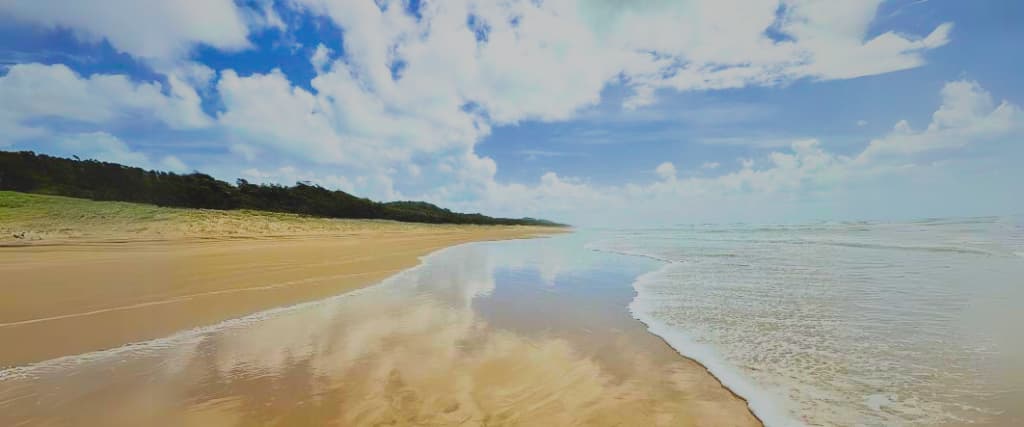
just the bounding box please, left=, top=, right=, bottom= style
left=0, top=227, right=557, bottom=367
left=0, top=233, right=760, bottom=426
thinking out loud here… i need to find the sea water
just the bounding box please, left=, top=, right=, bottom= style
left=593, top=216, right=1024, bottom=426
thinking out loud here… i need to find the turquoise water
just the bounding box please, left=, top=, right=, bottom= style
left=593, top=216, right=1024, bottom=426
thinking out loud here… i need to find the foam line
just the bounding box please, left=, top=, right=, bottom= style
left=628, top=264, right=804, bottom=427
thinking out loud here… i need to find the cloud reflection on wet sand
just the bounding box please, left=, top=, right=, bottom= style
left=0, top=237, right=759, bottom=426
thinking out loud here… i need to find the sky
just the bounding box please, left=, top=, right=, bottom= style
left=1, top=0, right=1021, bottom=226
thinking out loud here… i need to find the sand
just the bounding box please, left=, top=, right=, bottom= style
left=0, top=233, right=761, bottom=427
left=0, top=193, right=760, bottom=426
left=0, top=191, right=563, bottom=366
left=0, top=227, right=560, bottom=367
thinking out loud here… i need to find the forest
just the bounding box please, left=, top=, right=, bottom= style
left=0, top=151, right=564, bottom=226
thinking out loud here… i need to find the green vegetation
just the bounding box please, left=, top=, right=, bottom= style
left=0, top=151, right=565, bottom=226
left=0, top=190, right=482, bottom=242
left=0, top=190, right=174, bottom=225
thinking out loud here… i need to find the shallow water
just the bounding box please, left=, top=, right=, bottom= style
left=0, top=234, right=757, bottom=426
left=594, top=216, right=1024, bottom=426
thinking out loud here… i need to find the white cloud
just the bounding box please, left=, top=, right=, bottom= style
left=453, top=81, right=1023, bottom=225
left=45, top=131, right=188, bottom=173
left=655, top=162, right=677, bottom=180
left=310, top=44, right=333, bottom=73
left=240, top=0, right=953, bottom=147
left=610, top=0, right=951, bottom=96
left=244, top=0, right=286, bottom=33
left=858, top=80, right=1023, bottom=160
left=229, top=144, right=260, bottom=162
left=216, top=66, right=483, bottom=173
left=240, top=166, right=356, bottom=193
left=235, top=164, right=406, bottom=201
left=194, top=0, right=954, bottom=211
left=169, top=62, right=217, bottom=91
left=438, top=171, right=620, bottom=221
left=217, top=69, right=348, bottom=164
left=623, top=85, right=657, bottom=111
left=0, top=63, right=211, bottom=145
left=0, top=0, right=251, bottom=63
left=777, top=2, right=953, bottom=80
left=57, top=132, right=149, bottom=166
left=702, top=162, right=721, bottom=170
left=1, top=0, right=973, bottom=223
left=160, top=155, right=190, bottom=173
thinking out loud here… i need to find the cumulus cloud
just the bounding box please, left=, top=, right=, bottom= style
left=0, top=63, right=211, bottom=145
left=46, top=131, right=188, bottom=172
left=776, top=3, right=953, bottom=80
left=215, top=65, right=484, bottom=174
left=217, top=69, right=348, bottom=164
left=160, top=155, right=190, bottom=173
left=0, top=0, right=973, bottom=220
left=0, top=0, right=252, bottom=63
left=858, top=80, right=1023, bottom=160
left=56, top=132, right=149, bottom=166
left=441, top=171, right=620, bottom=221
left=310, top=44, right=333, bottom=73
left=195, top=0, right=955, bottom=205
left=302, top=0, right=948, bottom=122
left=240, top=166, right=356, bottom=194
left=608, top=0, right=951, bottom=99
left=655, top=162, right=677, bottom=181
left=453, top=81, right=1023, bottom=225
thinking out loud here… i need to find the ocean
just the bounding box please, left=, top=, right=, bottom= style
left=592, top=216, right=1024, bottom=426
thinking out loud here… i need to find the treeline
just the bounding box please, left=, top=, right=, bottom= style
left=0, top=151, right=564, bottom=226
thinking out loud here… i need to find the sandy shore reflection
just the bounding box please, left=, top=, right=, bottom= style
left=0, top=236, right=759, bottom=426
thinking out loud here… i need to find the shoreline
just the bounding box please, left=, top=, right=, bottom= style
left=2, top=234, right=763, bottom=426
left=1, top=193, right=761, bottom=425
left=626, top=270, right=778, bottom=425
left=626, top=260, right=786, bottom=427
left=0, top=225, right=563, bottom=367
left=603, top=219, right=1024, bottom=427
left=4, top=233, right=765, bottom=425
left=588, top=244, right=780, bottom=426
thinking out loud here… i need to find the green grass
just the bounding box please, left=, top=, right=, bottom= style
left=0, top=191, right=464, bottom=242
left=0, top=191, right=178, bottom=223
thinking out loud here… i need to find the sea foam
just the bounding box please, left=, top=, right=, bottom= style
left=596, top=217, right=1024, bottom=426
left=629, top=264, right=803, bottom=427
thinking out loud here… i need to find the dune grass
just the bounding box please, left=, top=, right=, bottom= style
left=0, top=191, right=464, bottom=243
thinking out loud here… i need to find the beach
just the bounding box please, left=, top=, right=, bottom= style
left=0, top=228, right=556, bottom=367
left=0, top=194, right=760, bottom=426
left=3, top=1, right=1019, bottom=425
left=5, top=194, right=1021, bottom=426
left=0, top=192, right=561, bottom=366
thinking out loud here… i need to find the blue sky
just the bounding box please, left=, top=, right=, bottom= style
left=1, top=0, right=1021, bottom=225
